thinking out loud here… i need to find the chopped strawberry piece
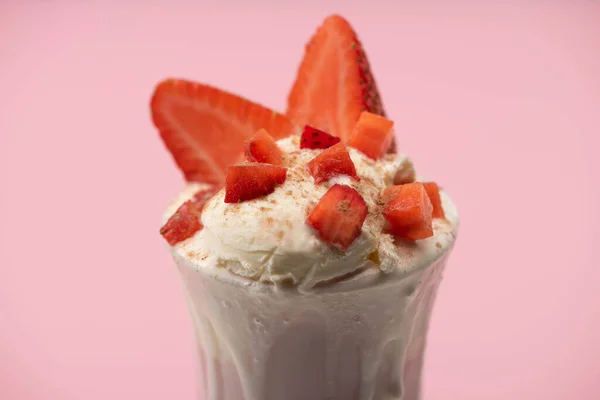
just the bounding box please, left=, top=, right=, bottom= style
left=382, top=183, right=433, bottom=241
left=422, top=182, right=445, bottom=219
left=244, top=129, right=284, bottom=165
left=160, top=187, right=219, bottom=245
left=306, top=184, right=368, bottom=250
left=286, top=15, right=393, bottom=151
left=300, top=125, right=341, bottom=149
left=151, top=79, right=297, bottom=184
left=307, top=142, right=359, bottom=184
left=160, top=201, right=203, bottom=245
left=225, top=163, right=287, bottom=203
left=348, top=111, right=394, bottom=160
left=387, top=223, right=435, bottom=242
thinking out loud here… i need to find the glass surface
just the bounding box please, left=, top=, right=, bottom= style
left=176, top=250, right=452, bottom=400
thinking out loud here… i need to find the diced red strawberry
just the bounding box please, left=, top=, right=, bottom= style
left=307, top=142, right=359, bottom=184
left=151, top=79, right=297, bottom=184
left=382, top=183, right=433, bottom=241
left=387, top=223, right=435, bottom=242
left=348, top=111, right=394, bottom=160
left=286, top=15, right=393, bottom=152
left=244, top=129, right=284, bottom=165
left=160, top=186, right=219, bottom=245
left=160, top=201, right=203, bottom=245
left=306, top=184, right=368, bottom=250
left=225, top=163, right=287, bottom=203
left=300, top=125, right=341, bottom=149
left=422, top=182, right=445, bottom=219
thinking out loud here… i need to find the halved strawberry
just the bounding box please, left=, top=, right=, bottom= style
left=160, top=187, right=218, bottom=245
left=151, top=79, right=297, bottom=184
left=307, top=142, right=359, bottom=184
left=244, top=129, right=284, bottom=165
left=225, top=163, right=287, bottom=203
left=306, top=184, right=368, bottom=250
left=422, top=182, right=445, bottom=219
left=286, top=15, right=392, bottom=150
left=382, top=183, right=433, bottom=241
left=348, top=111, right=394, bottom=160
left=300, top=125, right=341, bottom=149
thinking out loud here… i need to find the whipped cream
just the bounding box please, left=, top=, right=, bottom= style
left=163, top=135, right=459, bottom=289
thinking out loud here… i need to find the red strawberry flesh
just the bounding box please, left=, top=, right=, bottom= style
left=382, top=183, right=433, bottom=240
left=300, top=125, right=341, bottom=149
left=151, top=79, right=296, bottom=184
left=160, top=186, right=219, bottom=245
left=286, top=15, right=392, bottom=151
left=307, top=142, right=360, bottom=184
left=225, top=163, right=287, bottom=203
left=244, top=129, right=285, bottom=165
left=422, top=182, right=445, bottom=219
left=348, top=111, right=394, bottom=160
left=306, top=184, right=368, bottom=250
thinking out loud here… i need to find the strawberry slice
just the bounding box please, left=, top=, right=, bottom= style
left=286, top=15, right=390, bottom=148
left=307, top=142, right=359, bottom=184
left=348, top=111, right=394, bottom=160
left=382, top=183, right=433, bottom=241
left=160, top=187, right=219, bottom=245
left=225, top=163, right=287, bottom=203
left=422, top=182, right=445, bottom=219
left=151, top=79, right=297, bottom=184
left=300, top=125, right=341, bottom=149
left=244, top=129, right=284, bottom=165
left=306, top=184, right=368, bottom=250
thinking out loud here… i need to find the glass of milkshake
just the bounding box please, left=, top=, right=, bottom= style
left=152, top=14, right=458, bottom=400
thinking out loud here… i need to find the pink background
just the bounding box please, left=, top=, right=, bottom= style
left=1, top=0, right=600, bottom=399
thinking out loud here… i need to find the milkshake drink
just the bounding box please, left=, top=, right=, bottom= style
left=152, top=15, right=458, bottom=400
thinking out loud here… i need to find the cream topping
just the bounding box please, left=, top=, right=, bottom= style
left=163, top=135, right=459, bottom=289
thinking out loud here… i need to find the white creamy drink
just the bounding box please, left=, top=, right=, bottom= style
left=151, top=14, right=459, bottom=400
left=161, top=135, right=459, bottom=400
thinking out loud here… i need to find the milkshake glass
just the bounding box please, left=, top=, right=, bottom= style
left=152, top=15, right=460, bottom=397
left=162, top=137, right=459, bottom=400
left=176, top=247, right=453, bottom=400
